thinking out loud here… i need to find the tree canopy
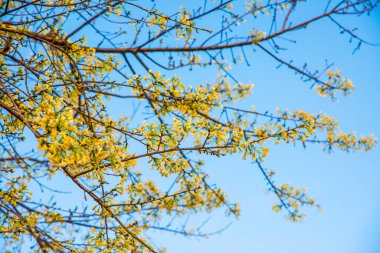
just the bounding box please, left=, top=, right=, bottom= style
left=0, top=0, right=378, bottom=252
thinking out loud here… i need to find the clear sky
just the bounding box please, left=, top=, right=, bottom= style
left=144, top=3, right=380, bottom=253
left=6, top=2, right=379, bottom=253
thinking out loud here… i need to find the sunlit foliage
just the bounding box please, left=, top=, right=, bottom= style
left=0, top=0, right=377, bottom=252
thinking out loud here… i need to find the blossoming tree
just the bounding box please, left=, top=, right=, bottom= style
left=0, top=0, right=377, bottom=252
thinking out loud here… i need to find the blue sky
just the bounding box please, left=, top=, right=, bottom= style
left=5, top=2, right=379, bottom=253
left=145, top=3, right=380, bottom=253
